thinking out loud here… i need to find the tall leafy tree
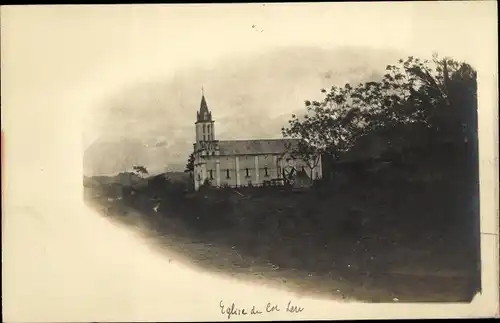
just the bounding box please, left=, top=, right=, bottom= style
left=282, top=54, right=477, bottom=163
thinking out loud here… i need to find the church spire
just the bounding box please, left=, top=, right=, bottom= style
left=197, top=88, right=212, bottom=122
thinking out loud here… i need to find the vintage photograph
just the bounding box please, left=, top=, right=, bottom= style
left=81, top=6, right=482, bottom=304
left=3, top=3, right=497, bottom=322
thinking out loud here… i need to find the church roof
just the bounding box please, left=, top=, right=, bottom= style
left=217, top=139, right=300, bottom=156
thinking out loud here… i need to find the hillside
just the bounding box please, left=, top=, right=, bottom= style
left=84, top=171, right=189, bottom=187
left=164, top=172, right=191, bottom=183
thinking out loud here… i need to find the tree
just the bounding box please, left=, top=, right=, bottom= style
left=285, top=140, right=321, bottom=180
left=185, top=153, right=195, bottom=177
left=282, top=54, right=478, bottom=164
left=132, top=165, right=148, bottom=178
left=376, top=54, right=477, bottom=147
left=282, top=82, right=374, bottom=162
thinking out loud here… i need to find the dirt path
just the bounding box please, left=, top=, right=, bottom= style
left=88, top=198, right=477, bottom=303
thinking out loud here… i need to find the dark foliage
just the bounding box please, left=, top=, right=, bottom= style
left=282, top=55, right=478, bottom=169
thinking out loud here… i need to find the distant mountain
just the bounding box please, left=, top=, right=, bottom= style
left=84, top=171, right=191, bottom=191
left=83, top=46, right=404, bottom=176
left=83, top=172, right=145, bottom=187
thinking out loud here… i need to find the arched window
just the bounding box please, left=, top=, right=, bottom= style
left=203, top=124, right=206, bottom=132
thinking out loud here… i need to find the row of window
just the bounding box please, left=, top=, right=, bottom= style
left=198, top=168, right=320, bottom=181
left=199, top=167, right=271, bottom=180
left=200, top=166, right=315, bottom=179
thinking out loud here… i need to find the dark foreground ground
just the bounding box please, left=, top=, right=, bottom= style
left=84, top=154, right=481, bottom=303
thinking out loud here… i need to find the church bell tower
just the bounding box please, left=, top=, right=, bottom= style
left=193, top=89, right=219, bottom=190
left=195, top=88, right=215, bottom=143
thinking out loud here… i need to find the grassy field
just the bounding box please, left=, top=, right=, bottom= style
left=84, top=151, right=480, bottom=303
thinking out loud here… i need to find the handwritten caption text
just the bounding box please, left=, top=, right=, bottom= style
left=219, top=300, right=304, bottom=319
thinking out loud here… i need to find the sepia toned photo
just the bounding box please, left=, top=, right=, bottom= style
left=2, top=2, right=498, bottom=321
left=83, top=49, right=483, bottom=303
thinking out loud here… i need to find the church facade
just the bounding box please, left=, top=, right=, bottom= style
left=192, top=93, right=323, bottom=191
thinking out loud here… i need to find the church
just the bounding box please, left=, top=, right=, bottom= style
left=192, top=93, right=323, bottom=191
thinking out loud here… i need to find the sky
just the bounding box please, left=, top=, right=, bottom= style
left=80, top=46, right=406, bottom=175
left=3, top=2, right=497, bottom=141
left=2, top=3, right=498, bottom=321
left=2, top=2, right=498, bottom=174
left=4, top=2, right=498, bottom=176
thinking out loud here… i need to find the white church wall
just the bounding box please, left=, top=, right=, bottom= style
left=218, top=156, right=237, bottom=187
left=257, top=154, right=276, bottom=168
left=238, top=155, right=254, bottom=186
left=257, top=154, right=278, bottom=184
left=193, top=153, right=322, bottom=190
left=195, top=123, right=202, bottom=143
left=205, top=158, right=217, bottom=183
